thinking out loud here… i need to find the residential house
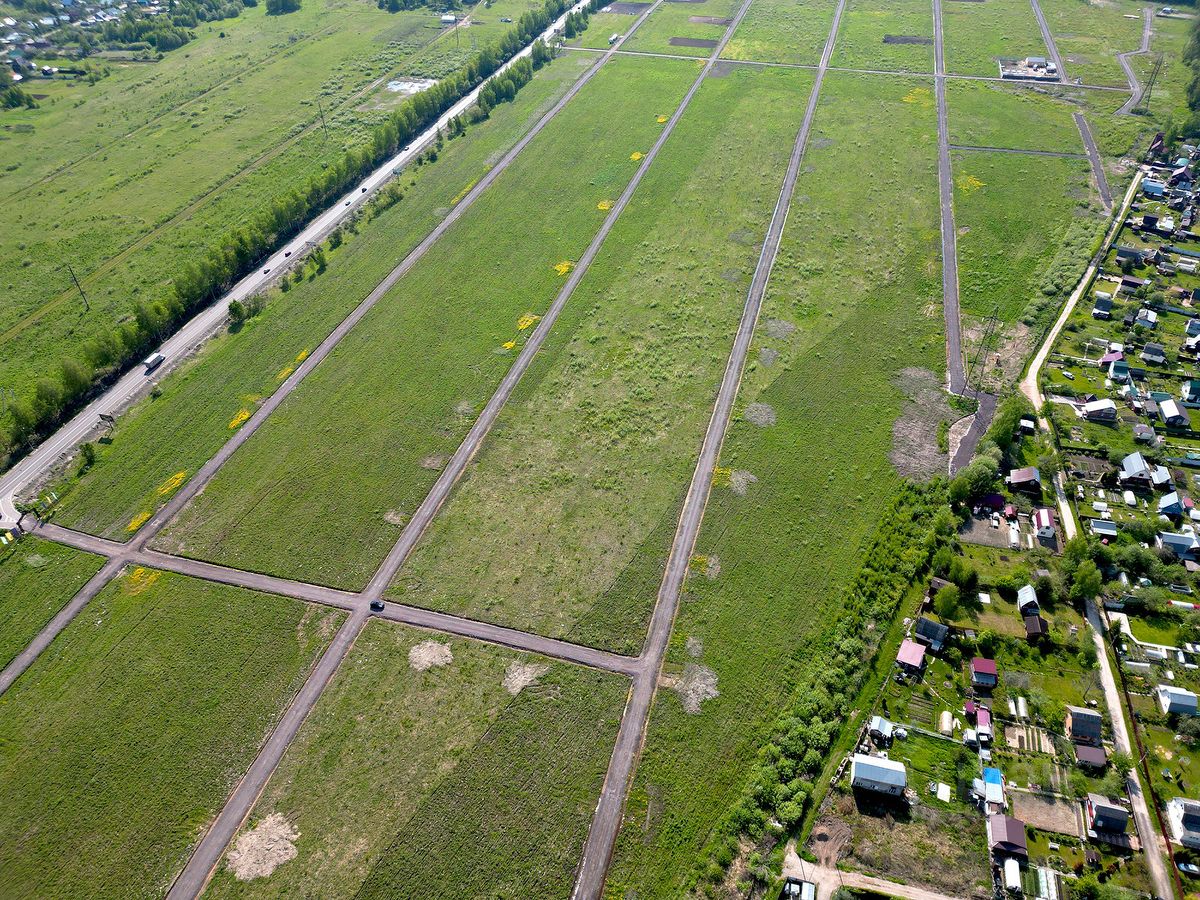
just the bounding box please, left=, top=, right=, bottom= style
left=1158, top=532, right=1198, bottom=560
left=869, top=715, right=894, bottom=743
left=978, top=766, right=1005, bottom=809
left=1034, top=508, right=1056, bottom=540
left=1187, top=319, right=1200, bottom=337
left=1144, top=179, right=1167, bottom=199
left=1168, top=798, right=1200, bottom=849
left=1120, top=275, right=1149, bottom=295
left=1091, top=519, right=1119, bottom=539
left=1142, top=342, right=1167, bottom=365
left=1116, top=245, right=1143, bottom=268
left=1158, top=684, right=1199, bottom=715
left=914, top=616, right=949, bottom=653
left=1134, top=423, right=1156, bottom=443
left=1024, top=615, right=1049, bottom=641
left=1066, top=705, right=1103, bottom=745
left=977, top=704, right=994, bottom=744
left=1163, top=398, right=1191, bottom=430
left=1184, top=380, right=1200, bottom=403
left=1119, top=451, right=1155, bottom=488
left=1158, top=490, right=1187, bottom=517
left=1087, top=794, right=1129, bottom=833
left=1110, top=357, right=1131, bottom=383
left=1017, top=584, right=1040, bottom=615
left=1075, top=743, right=1108, bottom=769
left=987, top=814, right=1029, bottom=861
left=1136, top=308, right=1159, bottom=329
left=1007, top=466, right=1042, bottom=493
left=850, top=754, right=907, bottom=796
left=896, top=639, right=926, bottom=676
left=1083, top=399, right=1119, bottom=422
left=971, top=657, right=999, bottom=688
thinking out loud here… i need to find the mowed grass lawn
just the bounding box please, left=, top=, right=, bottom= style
left=1039, top=0, right=1144, bottom=87
left=952, top=149, right=1100, bottom=322
left=946, top=81, right=1087, bottom=153
left=830, top=0, right=934, bottom=73
left=623, top=0, right=740, bottom=56
left=942, top=0, right=1048, bottom=77
left=50, top=54, right=596, bottom=541
left=0, top=536, right=104, bottom=669
left=203, top=622, right=626, bottom=899
left=604, top=72, right=944, bottom=898
left=0, top=0, right=447, bottom=416
left=155, top=55, right=697, bottom=590
left=389, top=65, right=812, bottom=654
left=0, top=569, right=342, bottom=899
left=722, top=0, right=837, bottom=66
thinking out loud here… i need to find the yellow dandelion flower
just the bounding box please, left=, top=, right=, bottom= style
left=123, top=566, right=161, bottom=594
left=452, top=178, right=479, bottom=206
left=295, top=349, right=309, bottom=363
left=502, top=340, right=516, bottom=350
left=276, top=365, right=294, bottom=381
left=656, top=115, right=668, bottom=124
left=127, top=511, right=151, bottom=532
left=156, top=470, right=186, bottom=496
left=229, top=408, right=251, bottom=429
left=630, top=151, right=644, bottom=161
left=957, top=174, right=986, bottom=192
left=597, top=199, right=613, bottom=211
left=712, top=466, right=732, bottom=488
left=553, top=260, right=574, bottom=276
left=517, top=313, right=541, bottom=331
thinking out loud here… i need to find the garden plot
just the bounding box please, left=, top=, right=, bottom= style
left=1036, top=0, right=1144, bottom=88
left=941, top=0, right=1049, bottom=77
left=946, top=80, right=1088, bottom=153
left=49, top=55, right=597, bottom=542
left=953, top=149, right=1103, bottom=324
left=0, top=569, right=341, bottom=900
left=388, top=65, right=813, bottom=653
left=604, top=72, right=944, bottom=898
left=155, top=56, right=697, bottom=590
left=0, top=536, right=104, bottom=669
left=830, top=0, right=935, bottom=73
left=0, top=0, right=450, bottom=428
left=622, top=0, right=742, bottom=56
left=201, top=621, right=625, bottom=899
left=721, top=0, right=838, bottom=65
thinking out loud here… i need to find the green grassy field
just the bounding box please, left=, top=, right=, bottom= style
left=603, top=71, right=944, bottom=898
left=201, top=620, right=626, bottom=898
left=566, top=10, right=637, bottom=48
left=154, top=55, right=697, bottom=590
left=0, top=568, right=341, bottom=899
left=942, top=0, right=1049, bottom=77
left=952, top=149, right=1103, bottom=323
left=1133, top=12, right=1194, bottom=123
left=0, top=536, right=104, bottom=669
left=1039, top=0, right=1144, bottom=87
left=830, top=0, right=934, bottom=73
left=622, top=0, right=740, bottom=56
left=48, top=53, right=596, bottom=540
left=0, top=0, right=478, bottom=429
left=946, top=81, right=1087, bottom=153
left=722, top=0, right=837, bottom=66
left=388, top=64, right=813, bottom=654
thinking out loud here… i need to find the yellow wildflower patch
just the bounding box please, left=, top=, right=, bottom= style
left=689, top=554, right=708, bottom=573
left=229, top=408, right=251, bottom=429
left=957, top=174, right=986, bottom=192
left=711, top=466, right=732, bottom=488
left=901, top=87, right=934, bottom=108
left=276, top=365, right=294, bottom=381
left=597, top=199, right=613, bottom=211
left=295, top=349, right=310, bottom=363
left=502, top=340, right=516, bottom=350
left=630, top=151, right=645, bottom=161
left=553, top=260, right=574, bottom=276
left=156, top=470, right=186, bottom=496
left=656, top=115, right=668, bottom=124
left=127, top=511, right=151, bottom=532
left=123, top=566, right=161, bottom=595
left=517, top=313, right=541, bottom=331
left=451, top=178, right=479, bottom=206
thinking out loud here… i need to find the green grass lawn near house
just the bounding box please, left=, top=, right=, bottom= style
left=604, top=71, right=944, bottom=899
left=201, top=621, right=626, bottom=899
left=953, top=150, right=1103, bottom=323
left=154, top=55, right=696, bottom=590
left=0, top=569, right=342, bottom=900
left=0, top=536, right=104, bottom=669
left=388, top=64, right=813, bottom=654
left=49, top=54, right=594, bottom=541
left=722, top=0, right=838, bottom=66
left=830, top=0, right=934, bottom=73
left=941, top=0, right=1049, bottom=77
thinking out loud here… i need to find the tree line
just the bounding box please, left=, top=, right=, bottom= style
left=2, top=0, right=602, bottom=455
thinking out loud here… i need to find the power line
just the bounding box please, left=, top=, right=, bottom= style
left=63, top=261, right=89, bottom=312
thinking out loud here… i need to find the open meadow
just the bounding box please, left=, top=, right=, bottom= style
left=1038, top=0, right=1144, bottom=87
left=604, top=71, right=944, bottom=898
left=622, top=0, right=743, bottom=57
left=722, top=0, right=837, bottom=66
left=946, top=81, right=1089, bottom=154
left=388, top=63, right=813, bottom=654
left=48, top=52, right=596, bottom=541
left=0, top=569, right=341, bottom=899
left=154, top=54, right=697, bottom=590
left=0, top=536, right=103, bottom=669
left=941, top=0, right=1048, bottom=78
left=201, top=621, right=626, bottom=899
left=829, top=0, right=934, bottom=73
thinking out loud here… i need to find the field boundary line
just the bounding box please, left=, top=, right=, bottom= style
left=569, top=0, right=847, bottom=896
left=947, top=143, right=1086, bottom=158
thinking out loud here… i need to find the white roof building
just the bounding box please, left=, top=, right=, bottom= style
left=1158, top=684, right=1199, bottom=715
left=850, top=753, right=907, bottom=796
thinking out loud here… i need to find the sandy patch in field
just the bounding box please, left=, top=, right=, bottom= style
left=889, top=367, right=952, bottom=479
left=23, top=553, right=48, bottom=568
left=503, top=661, right=550, bottom=695
left=686, top=635, right=704, bottom=657
left=226, top=814, right=299, bottom=881
left=409, top=641, right=453, bottom=672
left=730, top=469, right=757, bottom=495
left=704, top=555, right=721, bottom=579
left=674, top=663, right=719, bottom=713
left=744, top=402, right=776, bottom=427
left=384, top=510, right=407, bottom=526
left=764, top=318, right=796, bottom=339
left=759, top=347, right=779, bottom=366
left=419, top=456, right=445, bottom=470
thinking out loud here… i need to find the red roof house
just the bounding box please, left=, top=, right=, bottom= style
left=897, top=639, right=926, bottom=674
left=971, top=657, right=999, bottom=688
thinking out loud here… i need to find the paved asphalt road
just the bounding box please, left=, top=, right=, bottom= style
left=933, top=0, right=966, bottom=397
left=1117, top=8, right=1154, bottom=115
left=1074, top=112, right=1114, bottom=209
left=1030, top=0, right=1069, bottom=82
left=0, top=0, right=596, bottom=533
left=571, top=1, right=846, bottom=894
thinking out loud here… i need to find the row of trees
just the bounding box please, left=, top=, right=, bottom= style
left=2, top=0, right=595, bottom=454
left=0, top=68, right=36, bottom=110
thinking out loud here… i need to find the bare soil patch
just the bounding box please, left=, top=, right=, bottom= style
left=686, top=635, right=704, bottom=657
left=502, top=661, right=549, bottom=695
left=226, top=814, right=299, bottom=881
left=704, top=555, right=721, bottom=579
left=764, top=317, right=797, bottom=339
left=758, top=347, right=779, bottom=366
left=688, top=14, right=731, bottom=23
left=812, top=136, right=834, bottom=150
left=669, top=36, right=718, bottom=47
left=384, top=510, right=407, bottom=526
left=730, top=469, right=757, bottom=495
left=889, top=367, right=952, bottom=479
left=604, top=0, right=651, bottom=11
left=708, top=60, right=738, bottom=77
left=883, top=34, right=933, bottom=43
left=419, top=455, right=445, bottom=470
left=744, top=402, right=776, bottom=427
left=408, top=640, right=453, bottom=672
left=674, top=663, right=719, bottom=713
left=810, top=818, right=852, bottom=866
left=1011, top=790, right=1084, bottom=837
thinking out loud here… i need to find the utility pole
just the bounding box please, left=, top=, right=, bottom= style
left=316, top=98, right=330, bottom=141
left=64, top=261, right=89, bottom=312
left=1142, top=52, right=1163, bottom=112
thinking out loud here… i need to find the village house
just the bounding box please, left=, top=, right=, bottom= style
left=850, top=754, right=907, bottom=796
left=971, top=657, right=999, bottom=689
left=896, top=639, right=926, bottom=676
left=987, top=814, right=1029, bottom=861
left=1086, top=794, right=1129, bottom=834
left=1007, top=466, right=1042, bottom=493
left=1159, top=684, right=1199, bottom=715
left=913, top=616, right=949, bottom=653
left=1033, top=508, right=1056, bottom=540
left=1158, top=532, right=1198, bottom=560
left=1017, top=584, right=1040, bottom=616
left=1075, top=743, right=1108, bottom=770
left=1141, top=342, right=1167, bottom=365
left=1168, top=798, right=1200, bottom=849
left=1083, top=399, right=1119, bottom=422
left=1066, top=705, right=1103, bottom=745
left=1162, top=398, right=1191, bottom=430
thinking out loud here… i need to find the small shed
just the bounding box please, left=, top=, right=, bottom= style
left=1024, top=615, right=1049, bottom=641
left=1016, top=584, right=1040, bottom=614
